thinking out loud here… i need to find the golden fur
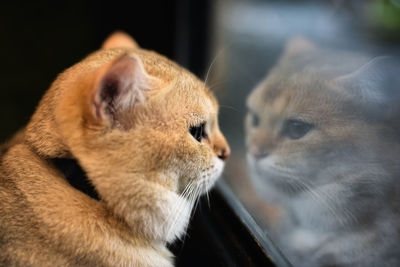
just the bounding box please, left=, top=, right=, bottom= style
left=0, top=32, right=230, bottom=266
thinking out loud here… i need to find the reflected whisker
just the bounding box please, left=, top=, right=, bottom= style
left=219, top=105, right=240, bottom=113
left=267, top=167, right=358, bottom=226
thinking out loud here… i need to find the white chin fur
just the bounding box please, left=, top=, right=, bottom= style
left=164, top=193, right=191, bottom=243
left=246, top=152, right=287, bottom=203
left=163, top=157, right=225, bottom=243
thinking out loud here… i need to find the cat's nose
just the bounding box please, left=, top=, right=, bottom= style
left=213, top=129, right=230, bottom=161
left=217, top=146, right=231, bottom=161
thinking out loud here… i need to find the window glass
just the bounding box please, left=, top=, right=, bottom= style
left=212, top=0, right=400, bottom=266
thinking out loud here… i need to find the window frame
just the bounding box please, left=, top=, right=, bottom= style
left=172, top=180, right=292, bottom=267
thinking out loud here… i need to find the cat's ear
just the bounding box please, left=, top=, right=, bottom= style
left=102, top=32, right=139, bottom=49
left=90, top=54, right=155, bottom=127
left=334, top=56, right=400, bottom=105
left=283, top=37, right=315, bottom=57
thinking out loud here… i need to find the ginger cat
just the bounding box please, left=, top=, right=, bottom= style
left=0, top=32, right=230, bottom=266
left=246, top=38, right=400, bottom=266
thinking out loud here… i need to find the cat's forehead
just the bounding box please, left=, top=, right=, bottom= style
left=180, top=81, right=218, bottom=119
left=149, top=67, right=218, bottom=122
left=90, top=48, right=218, bottom=118
left=248, top=77, right=290, bottom=111
left=248, top=73, right=343, bottom=119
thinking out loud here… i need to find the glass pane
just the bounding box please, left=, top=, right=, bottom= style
left=212, top=0, right=400, bottom=266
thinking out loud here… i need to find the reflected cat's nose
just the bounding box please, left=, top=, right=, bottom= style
left=249, top=146, right=269, bottom=160
left=254, top=152, right=269, bottom=160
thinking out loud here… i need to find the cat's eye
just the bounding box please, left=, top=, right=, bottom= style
left=189, top=122, right=207, bottom=142
left=281, top=119, right=314, bottom=140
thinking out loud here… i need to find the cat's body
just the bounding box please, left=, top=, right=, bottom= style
left=246, top=39, right=400, bottom=266
left=0, top=33, right=230, bottom=266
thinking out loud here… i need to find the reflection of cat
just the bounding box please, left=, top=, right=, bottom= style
left=0, top=32, right=230, bottom=266
left=246, top=38, right=400, bottom=266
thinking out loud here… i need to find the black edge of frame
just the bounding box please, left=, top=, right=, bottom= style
left=173, top=179, right=292, bottom=267
left=215, top=179, right=293, bottom=267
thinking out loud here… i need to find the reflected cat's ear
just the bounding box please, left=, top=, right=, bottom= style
left=283, top=37, right=315, bottom=57
left=90, top=54, right=157, bottom=127
left=334, top=56, right=400, bottom=105
left=102, top=31, right=139, bottom=49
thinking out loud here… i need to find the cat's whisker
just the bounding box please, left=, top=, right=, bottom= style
left=186, top=181, right=199, bottom=208
left=300, top=180, right=356, bottom=226
left=290, top=179, right=342, bottom=220
left=180, top=181, right=193, bottom=198
left=179, top=182, right=199, bottom=223
left=167, top=174, right=216, bottom=242
left=283, top=176, right=302, bottom=194
left=194, top=178, right=210, bottom=208
left=191, top=184, right=203, bottom=216
left=204, top=47, right=226, bottom=88
left=177, top=183, right=200, bottom=242
left=296, top=177, right=359, bottom=225
left=166, top=190, right=191, bottom=240
left=273, top=170, right=357, bottom=226
left=219, top=105, right=240, bottom=113
left=166, top=182, right=194, bottom=235
left=205, top=186, right=211, bottom=209
left=207, top=79, right=229, bottom=91
left=184, top=183, right=197, bottom=211
left=204, top=47, right=225, bottom=89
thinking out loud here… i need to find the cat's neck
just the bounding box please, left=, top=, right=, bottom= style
left=50, top=158, right=100, bottom=200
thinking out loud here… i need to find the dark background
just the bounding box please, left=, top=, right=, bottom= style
left=0, top=0, right=212, bottom=143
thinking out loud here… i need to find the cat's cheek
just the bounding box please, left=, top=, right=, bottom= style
left=246, top=153, right=256, bottom=169
left=211, top=158, right=224, bottom=184
left=199, top=157, right=225, bottom=194
left=246, top=153, right=266, bottom=177
left=247, top=153, right=279, bottom=174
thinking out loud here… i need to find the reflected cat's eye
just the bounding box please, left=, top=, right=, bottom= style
left=281, top=119, right=314, bottom=140
left=190, top=122, right=207, bottom=142
left=251, top=112, right=260, bottom=127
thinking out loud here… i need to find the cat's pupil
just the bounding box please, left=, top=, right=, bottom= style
left=189, top=122, right=206, bottom=142
left=281, top=119, right=314, bottom=140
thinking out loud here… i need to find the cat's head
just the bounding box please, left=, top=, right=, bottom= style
left=245, top=38, right=400, bottom=199
left=26, top=32, right=229, bottom=206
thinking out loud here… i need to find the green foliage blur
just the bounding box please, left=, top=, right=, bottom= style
left=368, top=0, right=400, bottom=37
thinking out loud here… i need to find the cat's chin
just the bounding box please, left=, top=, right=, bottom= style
left=247, top=153, right=304, bottom=199
left=181, top=157, right=225, bottom=197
